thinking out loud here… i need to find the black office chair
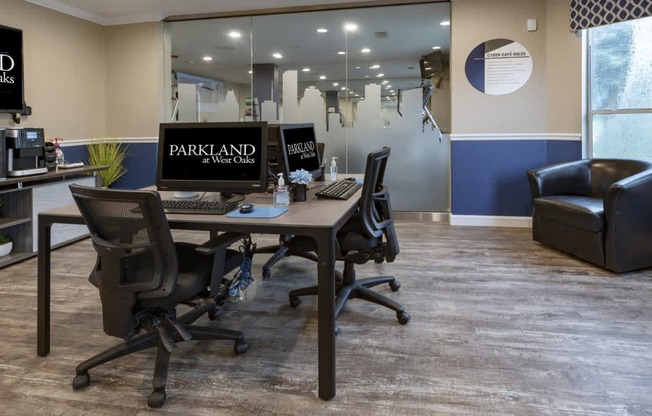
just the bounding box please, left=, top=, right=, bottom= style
left=258, top=142, right=325, bottom=279
left=68, top=184, right=250, bottom=408
left=287, top=147, right=410, bottom=326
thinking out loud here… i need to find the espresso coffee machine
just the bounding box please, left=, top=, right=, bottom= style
left=4, top=128, right=49, bottom=177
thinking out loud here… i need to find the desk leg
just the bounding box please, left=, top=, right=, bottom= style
left=316, top=230, right=337, bottom=400
left=37, top=220, right=52, bottom=357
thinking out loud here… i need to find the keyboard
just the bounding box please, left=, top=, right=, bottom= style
left=315, top=178, right=363, bottom=200
left=161, top=199, right=239, bottom=215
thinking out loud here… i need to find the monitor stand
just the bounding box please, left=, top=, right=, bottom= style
left=173, top=191, right=200, bottom=199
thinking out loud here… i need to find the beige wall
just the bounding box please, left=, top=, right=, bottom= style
left=546, top=0, right=582, bottom=133
left=1, top=0, right=164, bottom=140
left=104, top=22, right=166, bottom=138
left=451, top=0, right=581, bottom=135
left=0, top=0, right=106, bottom=140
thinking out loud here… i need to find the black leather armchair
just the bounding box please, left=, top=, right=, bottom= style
left=287, top=147, right=410, bottom=326
left=69, top=184, right=250, bottom=407
left=527, top=158, right=652, bottom=273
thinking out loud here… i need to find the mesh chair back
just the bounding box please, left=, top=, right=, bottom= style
left=358, top=147, right=400, bottom=259
left=69, top=184, right=179, bottom=338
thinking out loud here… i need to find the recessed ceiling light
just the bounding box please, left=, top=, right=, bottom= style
left=317, top=28, right=328, bottom=33
left=432, top=46, right=441, bottom=50
left=337, top=51, right=346, bottom=55
left=333, top=82, right=339, bottom=86
left=382, top=80, right=388, bottom=84
left=370, top=64, right=380, bottom=69
left=344, top=23, right=358, bottom=32
left=341, top=87, right=346, bottom=90
left=376, top=73, right=384, bottom=77
left=361, top=48, right=371, bottom=53
left=355, top=66, right=361, bottom=69
left=228, top=31, right=241, bottom=38
left=272, top=53, right=283, bottom=59
left=440, top=20, right=450, bottom=26
left=302, top=68, right=311, bottom=72
left=202, top=56, right=213, bottom=61
left=319, top=75, right=326, bottom=80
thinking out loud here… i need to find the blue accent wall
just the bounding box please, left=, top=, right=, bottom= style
left=63, top=142, right=157, bottom=189
left=451, top=140, right=581, bottom=216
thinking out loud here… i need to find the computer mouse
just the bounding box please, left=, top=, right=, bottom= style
left=239, top=203, right=254, bottom=214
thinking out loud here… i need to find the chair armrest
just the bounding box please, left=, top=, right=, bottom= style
left=195, top=232, right=247, bottom=255
left=604, top=169, right=652, bottom=272
left=527, top=159, right=590, bottom=199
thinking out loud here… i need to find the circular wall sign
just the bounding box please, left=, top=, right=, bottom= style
left=465, top=38, right=533, bottom=95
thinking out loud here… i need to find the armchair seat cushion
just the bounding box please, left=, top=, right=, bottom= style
left=534, top=196, right=604, bottom=232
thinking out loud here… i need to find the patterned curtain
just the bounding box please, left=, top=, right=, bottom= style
left=570, top=0, right=652, bottom=31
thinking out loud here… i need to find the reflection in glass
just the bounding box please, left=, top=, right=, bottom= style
left=167, top=3, right=451, bottom=212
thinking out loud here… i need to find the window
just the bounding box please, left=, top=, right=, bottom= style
left=588, top=16, right=652, bottom=159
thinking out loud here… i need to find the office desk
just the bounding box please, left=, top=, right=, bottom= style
left=37, top=185, right=361, bottom=400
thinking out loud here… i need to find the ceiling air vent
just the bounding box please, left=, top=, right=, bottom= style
left=373, top=31, right=388, bottom=38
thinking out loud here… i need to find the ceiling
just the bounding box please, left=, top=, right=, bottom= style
left=25, top=0, right=423, bottom=26
left=26, top=0, right=451, bottom=100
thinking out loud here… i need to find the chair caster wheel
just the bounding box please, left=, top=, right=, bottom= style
left=148, top=389, right=167, bottom=408
left=389, top=280, right=401, bottom=291
left=262, top=268, right=271, bottom=279
left=72, top=373, right=90, bottom=390
left=208, top=309, right=219, bottom=320
left=234, top=340, right=250, bottom=355
left=335, top=325, right=341, bottom=336
left=289, top=296, right=302, bottom=308
left=397, top=310, right=410, bottom=325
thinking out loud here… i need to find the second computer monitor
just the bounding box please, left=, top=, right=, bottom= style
left=278, top=123, right=322, bottom=180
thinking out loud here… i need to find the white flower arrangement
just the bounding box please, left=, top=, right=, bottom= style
left=289, top=169, right=314, bottom=185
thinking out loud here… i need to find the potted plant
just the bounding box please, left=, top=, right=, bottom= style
left=86, top=140, right=128, bottom=188
left=0, top=234, right=12, bottom=257
left=289, top=169, right=314, bottom=202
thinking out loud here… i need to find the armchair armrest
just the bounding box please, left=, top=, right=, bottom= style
left=527, top=159, right=590, bottom=199
left=195, top=232, right=247, bottom=255
left=604, top=169, right=652, bottom=272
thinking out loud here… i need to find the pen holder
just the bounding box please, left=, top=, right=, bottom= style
left=291, top=184, right=307, bottom=202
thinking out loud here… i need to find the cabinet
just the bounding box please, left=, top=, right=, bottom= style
left=0, top=166, right=105, bottom=268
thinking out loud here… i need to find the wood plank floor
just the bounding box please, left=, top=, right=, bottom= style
left=1, top=221, right=651, bottom=415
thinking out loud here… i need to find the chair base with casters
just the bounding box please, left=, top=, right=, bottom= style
left=289, top=259, right=410, bottom=327
left=72, top=295, right=249, bottom=408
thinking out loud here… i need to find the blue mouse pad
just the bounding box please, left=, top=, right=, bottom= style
left=226, top=205, right=288, bottom=218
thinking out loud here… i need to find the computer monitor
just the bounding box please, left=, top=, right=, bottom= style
left=278, top=123, right=322, bottom=180
left=156, top=122, right=268, bottom=196
left=0, top=24, right=25, bottom=112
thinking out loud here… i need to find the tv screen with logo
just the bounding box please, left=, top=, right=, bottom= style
left=0, top=24, right=24, bottom=112
left=156, top=122, right=268, bottom=195
left=278, top=123, right=322, bottom=180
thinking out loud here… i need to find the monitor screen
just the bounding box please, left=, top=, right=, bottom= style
left=278, top=123, right=322, bottom=180
left=156, top=122, right=268, bottom=195
left=0, top=24, right=25, bottom=112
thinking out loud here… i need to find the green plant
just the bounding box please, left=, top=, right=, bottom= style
left=0, top=235, right=10, bottom=245
left=86, top=140, right=128, bottom=188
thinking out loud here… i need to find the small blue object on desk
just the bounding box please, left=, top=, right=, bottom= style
left=226, top=205, right=288, bottom=218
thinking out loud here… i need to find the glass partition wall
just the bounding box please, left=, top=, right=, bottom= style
left=167, top=2, right=451, bottom=212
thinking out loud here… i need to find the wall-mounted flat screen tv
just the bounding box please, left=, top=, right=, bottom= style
left=0, top=24, right=25, bottom=112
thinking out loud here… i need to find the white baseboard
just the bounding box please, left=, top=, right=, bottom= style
left=450, top=215, right=532, bottom=228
